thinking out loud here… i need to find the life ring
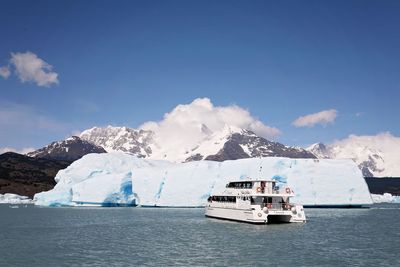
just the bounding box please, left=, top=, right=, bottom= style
left=256, top=187, right=262, bottom=193
left=258, top=213, right=262, bottom=217
left=285, top=187, right=291, bottom=193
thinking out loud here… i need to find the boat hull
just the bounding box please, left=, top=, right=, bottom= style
left=205, top=205, right=306, bottom=224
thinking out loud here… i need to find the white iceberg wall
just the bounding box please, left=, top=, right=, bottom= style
left=133, top=160, right=226, bottom=207
left=35, top=153, right=157, bottom=206
left=135, top=157, right=373, bottom=207
left=34, top=153, right=373, bottom=207
left=71, top=172, right=134, bottom=206
left=282, top=158, right=372, bottom=206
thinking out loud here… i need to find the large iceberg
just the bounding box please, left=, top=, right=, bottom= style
left=34, top=153, right=373, bottom=207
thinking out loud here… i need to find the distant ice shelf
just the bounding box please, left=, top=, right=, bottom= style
left=0, top=193, right=33, bottom=204
left=371, top=193, right=400, bottom=203
left=34, top=153, right=373, bottom=207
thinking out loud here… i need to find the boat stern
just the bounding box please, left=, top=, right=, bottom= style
left=261, top=204, right=306, bottom=223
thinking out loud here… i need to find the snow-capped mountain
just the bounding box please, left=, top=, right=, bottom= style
left=80, top=126, right=153, bottom=157
left=307, top=143, right=331, bottom=159
left=27, top=136, right=106, bottom=162
left=308, top=142, right=384, bottom=177
left=204, top=128, right=316, bottom=161
left=79, top=125, right=315, bottom=162
left=28, top=125, right=399, bottom=177
left=308, top=133, right=400, bottom=177
left=25, top=124, right=400, bottom=178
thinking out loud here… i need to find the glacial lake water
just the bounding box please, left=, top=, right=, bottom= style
left=0, top=204, right=399, bottom=267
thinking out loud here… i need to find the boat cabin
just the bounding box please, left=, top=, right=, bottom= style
left=225, top=180, right=280, bottom=194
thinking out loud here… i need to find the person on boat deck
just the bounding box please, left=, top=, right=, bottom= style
left=273, top=183, right=279, bottom=191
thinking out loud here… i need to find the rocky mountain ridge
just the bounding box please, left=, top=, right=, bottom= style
left=79, top=125, right=315, bottom=162
left=22, top=126, right=399, bottom=178
left=27, top=136, right=106, bottom=161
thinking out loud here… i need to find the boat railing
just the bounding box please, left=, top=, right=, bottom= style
left=253, top=188, right=290, bottom=195
left=264, top=203, right=292, bottom=210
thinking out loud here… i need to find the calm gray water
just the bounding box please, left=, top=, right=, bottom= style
left=0, top=204, right=399, bottom=267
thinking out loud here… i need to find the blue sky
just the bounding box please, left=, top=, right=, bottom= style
left=1, top=0, right=400, bottom=150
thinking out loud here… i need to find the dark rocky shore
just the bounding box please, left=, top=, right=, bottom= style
left=365, top=177, right=400, bottom=195
left=0, top=152, right=70, bottom=198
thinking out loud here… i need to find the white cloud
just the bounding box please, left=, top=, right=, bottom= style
left=10, top=51, right=59, bottom=87
left=70, top=129, right=82, bottom=137
left=0, top=147, right=35, bottom=155
left=332, top=132, right=400, bottom=156
left=292, top=109, right=337, bottom=127
left=140, top=97, right=280, bottom=139
left=139, top=98, right=280, bottom=161
left=0, top=66, right=10, bottom=79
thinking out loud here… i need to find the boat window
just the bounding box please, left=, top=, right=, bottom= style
left=226, top=182, right=254, bottom=189
left=211, top=195, right=236, bottom=203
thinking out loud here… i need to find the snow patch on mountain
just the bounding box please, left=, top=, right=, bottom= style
left=308, top=133, right=400, bottom=177
left=80, top=126, right=153, bottom=157
left=181, top=125, right=243, bottom=161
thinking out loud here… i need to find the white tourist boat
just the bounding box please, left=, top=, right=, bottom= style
left=205, top=179, right=306, bottom=224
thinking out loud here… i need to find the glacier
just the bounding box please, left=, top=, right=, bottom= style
left=34, top=153, right=373, bottom=207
